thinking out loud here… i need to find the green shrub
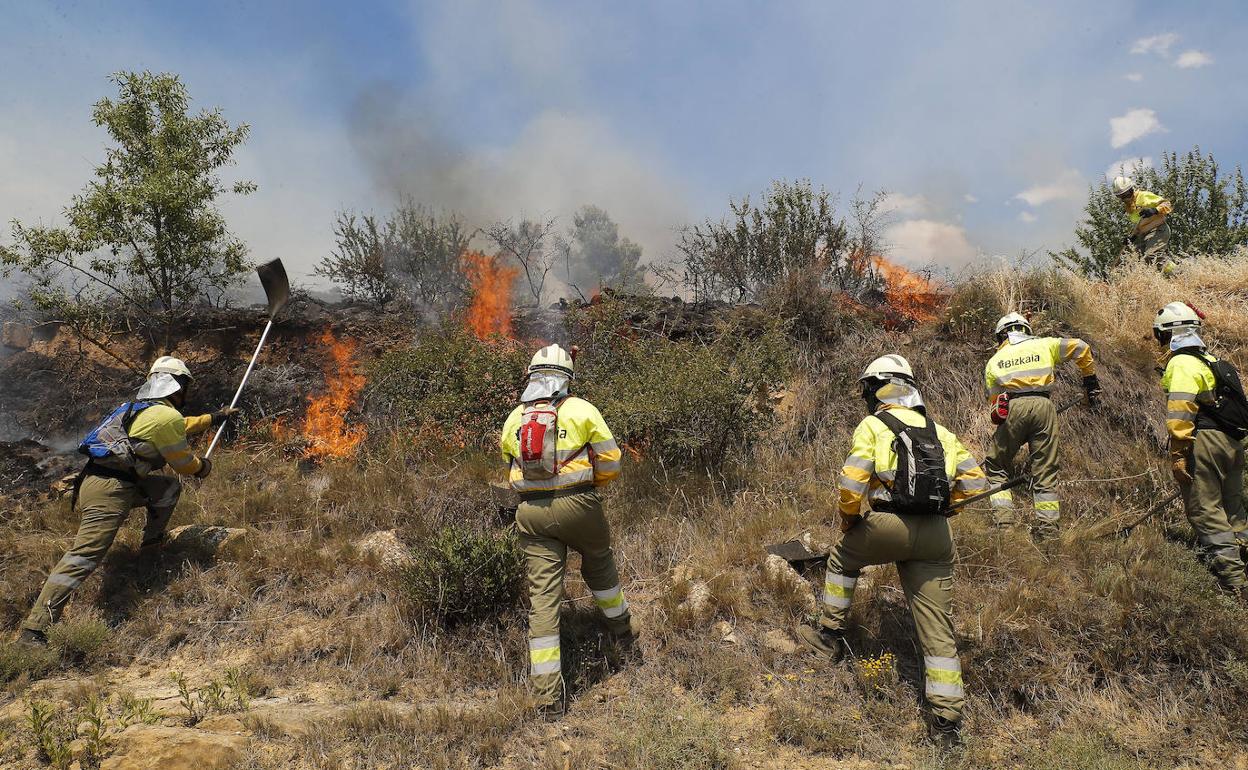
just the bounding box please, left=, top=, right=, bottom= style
left=367, top=328, right=529, bottom=449
left=400, top=524, right=525, bottom=628
left=48, top=617, right=110, bottom=664
left=571, top=301, right=791, bottom=465
left=0, top=641, right=56, bottom=684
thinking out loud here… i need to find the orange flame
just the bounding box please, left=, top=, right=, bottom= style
left=463, top=250, right=517, bottom=339
left=302, top=329, right=366, bottom=459
left=872, top=256, right=946, bottom=326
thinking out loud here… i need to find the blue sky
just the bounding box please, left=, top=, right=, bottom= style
left=2, top=0, right=1246, bottom=286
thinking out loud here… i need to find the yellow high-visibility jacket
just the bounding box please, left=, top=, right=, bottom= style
left=984, top=335, right=1095, bottom=403
left=1160, top=349, right=1219, bottom=456
left=837, top=405, right=987, bottom=522
left=94, top=400, right=212, bottom=477
left=500, top=396, right=622, bottom=496
left=1127, top=189, right=1173, bottom=234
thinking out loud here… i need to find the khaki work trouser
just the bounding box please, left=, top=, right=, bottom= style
left=984, top=396, right=1060, bottom=527
left=1178, top=430, right=1247, bottom=589
left=819, top=511, right=964, bottom=722
left=1131, top=223, right=1178, bottom=275
left=22, top=473, right=181, bottom=633
left=515, top=488, right=631, bottom=706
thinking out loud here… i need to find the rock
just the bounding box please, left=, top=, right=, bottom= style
left=712, top=620, right=739, bottom=644
left=355, top=530, right=415, bottom=571
left=677, top=581, right=712, bottom=623
left=166, top=525, right=248, bottom=558
left=196, top=714, right=246, bottom=733
left=1, top=321, right=33, bottom=350
left=100, top=726, right=246, bottom=770
left=762, top=554, right=818, bottom=614
left=762, top=629, right=798, bottom=655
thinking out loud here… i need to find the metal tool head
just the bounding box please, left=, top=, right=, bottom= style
left=256, top=259, right=290, bottom=317
left=766, top=540, right=828, bottom=567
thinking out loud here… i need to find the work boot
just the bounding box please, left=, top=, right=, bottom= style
left=1031, top=520, right=1058, bottom=542
left=17, top=628, right=48, bottom=648
left=536, top=695, right=566, bottom=723
left=929, top=715, right=963, bottom=748
left=795, top=624, right=848, bottom=662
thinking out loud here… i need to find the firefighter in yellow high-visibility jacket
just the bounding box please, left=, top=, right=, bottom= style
left=796, top=354, right=988, bottom=745
left=1112, top=176, right=1177, bottom=274
left=18, top=357, right=232, bottom=647
left=500, top=345, right=635, bottom=717
left=1153, top=302, right=1247, bottom=599
left=983, top=313, right=1100, bottom=537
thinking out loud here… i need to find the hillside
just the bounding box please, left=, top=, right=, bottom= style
left=1, top=255, right=1247, bottom=770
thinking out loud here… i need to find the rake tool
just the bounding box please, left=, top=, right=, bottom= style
left=205, top=259, right=290, bottom=458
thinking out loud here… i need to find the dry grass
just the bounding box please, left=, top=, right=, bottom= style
left=1, top=254, right=1247, bottom=768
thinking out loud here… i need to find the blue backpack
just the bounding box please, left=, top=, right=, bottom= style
left=78, top=401, right=157, bottom=466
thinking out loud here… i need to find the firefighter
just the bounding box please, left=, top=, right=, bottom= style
left=1112, top=176, right=1177, bottom=275
left=17, top=357, right=234, bottom=647
left=500, top=345, right=635, bottom=717
left=1153, top=302, right=1248, bottom=597
left=796, top=354, right=988, bottom=744
left=983, top=313, right=1100, bottom=538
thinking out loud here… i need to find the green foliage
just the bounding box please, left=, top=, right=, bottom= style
left=400, top=524, right=525, bottom=628
left=1021, top=733, right=1149, bottom=770
left=367, top=329, right=530, bottom=448
left=1056, top=148, right=1248, bottom=278
left=566, top=205, right=647, bottom=295
left=47, top=618, right=110, bottom=664
left=0, top=641, right=57, bottom=684
left=316, top=203, right=471, bottom=308
left=26, top=701, right=74, bottom=769
left=0, top=70, right=254, bottom=359
left=676, top=179, right=881, bottom=303
left=571, top=301, right=791, bottom=465
left=118, top=693, right=160, bottom=727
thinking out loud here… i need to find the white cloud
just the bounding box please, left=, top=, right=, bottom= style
left=1018, top=211, right=1037, bottom=223
left=1110, top=108, right=1164, bottom=148
left=1130, top=33, right=1178, bottom=56
left=1174, top=50, right=1212, bottom=69
left=1105, top=156, right=1154, bottom=180
left=963, top=193, right=978, bottom=203
left=1015, top=168, right=1085, bottom=206
left=1124, top=72, right=1143, bottom=82
left=884, top=219, right=978, bottom=267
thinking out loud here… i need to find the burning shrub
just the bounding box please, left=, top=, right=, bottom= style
left=367, top=329, right=529, bottom=448
left=399, top=523, right=525, bottom=628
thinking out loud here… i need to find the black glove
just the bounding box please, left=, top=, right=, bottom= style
left=210, top=407, right=240, bottom=426
left=1123, top=235, right=1133, bottom=246
left=1139, top=207, right=1159, bottom=218
left=194, top=456, right=213, bottom=479
left=1083, top=375, right=1102, bottom=407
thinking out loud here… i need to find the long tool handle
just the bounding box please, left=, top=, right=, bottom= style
left=205, top=318, right=274, bottom=458
left=1104, top=490, right=1182, bottom=539
left=948, top=475, right=1029, bottom=511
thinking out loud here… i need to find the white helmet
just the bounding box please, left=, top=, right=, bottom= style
left=859, top=354, right=914, bottom=383
left=149, top=356, right=193, bottom=379
left=528, top=345, right=574, bottom=377
left=137, top=356, right=192, bottom=400
left=1112, top=176, right=1135, bottom=199
left=1153, top=301, right=1202, bottom=332
left=994, top=312, right=1032, bottom=337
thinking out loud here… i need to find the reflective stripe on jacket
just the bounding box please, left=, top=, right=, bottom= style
left=1160, top=349, right=1218, bottom=455
left=984, top=335, right=1095, bottom=402
left=500, top=396, right=622, bottom=494
left=837, top=405, right=988, bottom=521
left=1127, top=189, right=1172, bottom=230
left=127, top=401, right=209, bottom=476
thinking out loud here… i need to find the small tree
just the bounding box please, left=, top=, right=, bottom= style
left=1055, top=148, right=1248, bottom=279
left=676, top=179, right=878, bottom=302
left=484, top=218, right=562, bottom=306
left=0, top=71, right=254, bottom=366
left=315, top=203, right=471, bottom=309
left=566, top=205, right=646, bottom=296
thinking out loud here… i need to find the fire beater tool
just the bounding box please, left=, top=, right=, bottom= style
left=205, top=258, right=290, bottom=458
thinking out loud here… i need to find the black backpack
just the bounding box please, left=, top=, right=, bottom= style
left=1173, top=350, right=1248, bottom=440
left=874, top=411, right=952, bottom=516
